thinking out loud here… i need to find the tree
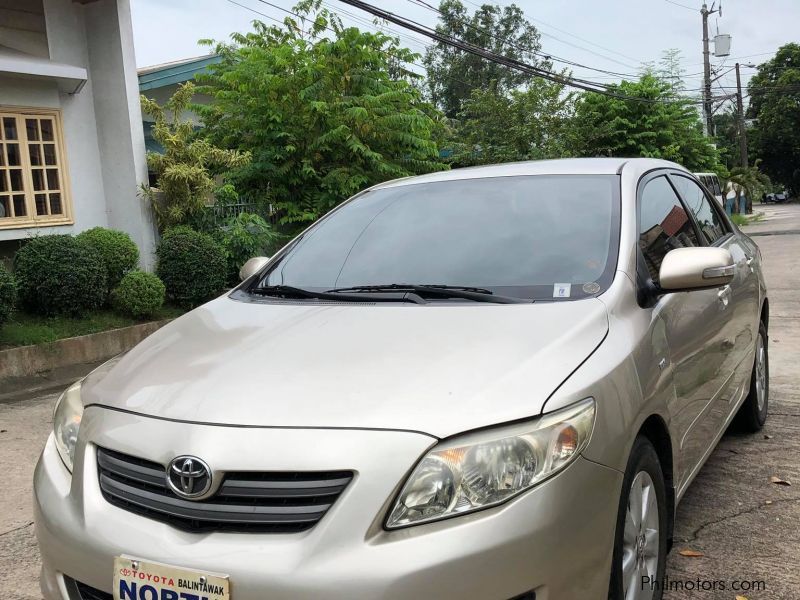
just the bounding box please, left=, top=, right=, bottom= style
left=747, top=43, right=800, bottom=193
left=712, top=107, right=741, bottom=171
left=423, top=0, right=545, bottom=118
left=572, top=73, right=721, bottom=171
left=449, top=78, right=576, bottom=166
left=728, top=161, right=771, bottom=214
left=140, top=82, right=251, bottom=231
left=197, top=1, right=445, bottom=228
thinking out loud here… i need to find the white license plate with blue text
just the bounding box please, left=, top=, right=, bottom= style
left=113, top=556, right=230, bottom=600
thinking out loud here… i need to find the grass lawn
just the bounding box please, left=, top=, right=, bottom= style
left=0, top=305, right=185, bottom=349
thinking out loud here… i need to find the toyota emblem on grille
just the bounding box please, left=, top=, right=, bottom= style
left=166, top=456, right=212, bottom=499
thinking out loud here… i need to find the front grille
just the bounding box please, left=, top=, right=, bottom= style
left=64, top=577, right=112, bottom=600
left=96, top=447, right=353, bottom=533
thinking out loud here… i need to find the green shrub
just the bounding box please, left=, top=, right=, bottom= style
left=156, top=227, right=226, bottom=307
left=0, top=264, right=16, bottom=326
left=14, top=235, right=107, bottom=316
left=76, top=227, right=139, bottom=290
left=214, top=213, right=280, bottom=285
left=111, top=271, right=165, bottom=318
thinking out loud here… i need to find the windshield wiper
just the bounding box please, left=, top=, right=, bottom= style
left=250, top=284, right=425, bottom=304
left=327, top=284, right=531, bottom=304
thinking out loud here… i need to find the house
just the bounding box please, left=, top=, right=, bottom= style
left=0, top=0, right=155, bottom=267
left=138, top=54, right=220, bottom=156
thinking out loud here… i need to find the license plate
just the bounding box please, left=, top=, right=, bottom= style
left=113, top=556, right=230, bottom=600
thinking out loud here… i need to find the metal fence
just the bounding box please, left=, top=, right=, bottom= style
left=205, top=202, right=280, bottom=226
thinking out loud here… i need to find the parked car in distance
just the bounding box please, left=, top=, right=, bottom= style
left=763, top=191, right=788, bottom=203
left=34, top=158, right=769, bottom=600
left=694, top=172, right=724, bottom=206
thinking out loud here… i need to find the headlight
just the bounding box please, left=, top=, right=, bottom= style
left=386, top=398, right=595, bottom=529
left=53, top=380, right=84, bottom=472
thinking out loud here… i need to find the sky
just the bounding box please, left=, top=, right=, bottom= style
left=130, top=0, right=800, bottom=99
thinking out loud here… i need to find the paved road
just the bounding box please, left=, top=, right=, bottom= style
left=1, top=203, right=799, bottom=599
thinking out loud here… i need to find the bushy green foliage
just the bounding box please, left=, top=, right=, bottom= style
left=111, top=271, right=166, bottom=318
left=14, top=235, right=107, bottom=316
left=156, top=227, right=226, bottom=307
left=214, top=213, right=281, bottom=285
left=0, top=263, right=16, bottom=326
left=747, top=43, right=800, bottom=193
left=449, top=79, right=576, bottom=167
left=196, top=1, right=445, bottom=228
left=76, top=227, right=139, bottom=290
left=140, top=82, right=251, bottom=231
left=572, top=74, right=721, bottom=172
left=423, top=0, right=546, bottom=118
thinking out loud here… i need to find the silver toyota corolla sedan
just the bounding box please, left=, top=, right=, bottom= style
left=34, top=158, right=769, bottom=600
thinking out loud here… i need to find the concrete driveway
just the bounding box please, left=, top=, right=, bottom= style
left=1, top=203, right=799, bottom=599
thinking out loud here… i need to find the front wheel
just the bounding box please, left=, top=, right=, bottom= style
left=608, top=437, right=668, bottom=600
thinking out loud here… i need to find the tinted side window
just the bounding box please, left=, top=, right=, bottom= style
left=639, top=176, right=699, bottom=285
left=672, top=175, right=727, bottom=244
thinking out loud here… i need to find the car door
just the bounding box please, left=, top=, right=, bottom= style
left=670, top=174, right=760, bottom=420
left=637, top=174, right=730, bottom=489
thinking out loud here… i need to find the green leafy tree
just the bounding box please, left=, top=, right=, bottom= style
left=423, top=0, right=545, bottom=118
left=572, top=73, right=721, bottom=171
left=747, top=43, right=800, bottom=193
left=197, top=1, right=445, bottom=228
left=140, top=82, right=251, bottom=231
left=712, top=107, right=741, bottom=171
left=449, top=78, right=576, bottom=166
left=728, top=161, right=771, bottom=214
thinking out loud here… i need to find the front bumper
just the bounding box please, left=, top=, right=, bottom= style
left=35, top=407, right=622, bottom=600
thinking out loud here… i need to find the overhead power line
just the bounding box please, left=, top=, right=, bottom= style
left=663, top=0, right=698, bottom=12
left=406, top=0, right=641, bottom=80
left=221, top=0, right=486, bottom=93
left=336, top=0, right=703, bottom=104
left=457, top=0, right=643, bottom=69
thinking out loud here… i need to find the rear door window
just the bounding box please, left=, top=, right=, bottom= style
left=671, top=175, right=728, bottom=244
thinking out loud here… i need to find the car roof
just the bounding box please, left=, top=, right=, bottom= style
left=372, top=157, right=690, bottom=190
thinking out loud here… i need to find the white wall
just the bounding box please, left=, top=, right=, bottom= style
left=0, top=0, right=156, bottom=268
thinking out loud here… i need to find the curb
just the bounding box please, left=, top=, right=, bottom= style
left=0, top=319, right=171, bottom=381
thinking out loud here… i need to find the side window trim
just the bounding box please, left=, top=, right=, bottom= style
left=667, top=172, right=732, bottom=246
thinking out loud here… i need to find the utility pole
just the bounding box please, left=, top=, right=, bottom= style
left=701, top=3, right=714, bottom=136
left=735, top=62, right=748, bottom=168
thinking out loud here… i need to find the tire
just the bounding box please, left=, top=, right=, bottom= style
left=733, top=321, right=769, bottom=432
left=608, top=436, right=668, bottom=600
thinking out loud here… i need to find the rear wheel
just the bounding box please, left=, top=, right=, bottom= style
left=734, top=322, right=769, bottom=431
left=609, top=437, right=668, bottom=600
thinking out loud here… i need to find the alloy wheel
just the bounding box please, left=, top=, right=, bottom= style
left=621, top=471, right=660, bottom=600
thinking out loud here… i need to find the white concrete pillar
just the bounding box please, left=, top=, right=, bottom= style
left=83, top=0, right=157, bottom=269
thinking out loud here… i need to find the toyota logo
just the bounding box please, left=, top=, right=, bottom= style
left=166, top=456, right=212, bottom=499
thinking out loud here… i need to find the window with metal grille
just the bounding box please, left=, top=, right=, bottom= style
left=0, top=109, right=71, bottom=228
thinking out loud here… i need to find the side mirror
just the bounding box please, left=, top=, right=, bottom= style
left=239, top=256, right=270, bottom=282
left=659, top=247, right=734, bottom=291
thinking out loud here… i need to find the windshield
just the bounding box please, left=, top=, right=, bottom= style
left=253, top=175, right=620, bottom=301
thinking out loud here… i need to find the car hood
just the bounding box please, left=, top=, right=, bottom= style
left=83, top=295, right=608, bottom=439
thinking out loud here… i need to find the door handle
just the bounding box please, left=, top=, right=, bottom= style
left=744, top=254, right=755, bottom=273
left=717, top=285, right=732, bottom=307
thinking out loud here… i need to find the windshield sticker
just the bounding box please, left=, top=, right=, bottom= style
left=583, top=282, right=601, bottom=294
left=553, top=283, right=572, bottom=298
